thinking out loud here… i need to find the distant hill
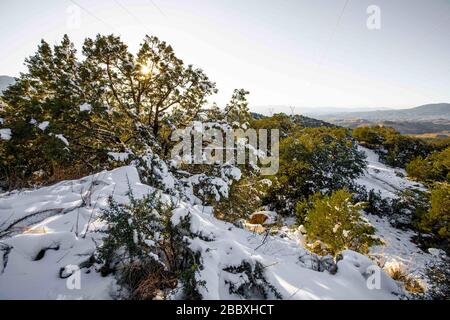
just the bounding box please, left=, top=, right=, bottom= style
left=251, top=112, right=333, bottom=128
left=0, top=75, right=15, bottom=94
left=318, top=103, right=450, bottom=122
left=313, top=103, right=450, bottom=135
left=292, top=114, right=334, bottom=128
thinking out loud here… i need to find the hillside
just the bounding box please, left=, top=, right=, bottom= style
left=1, top=33, right=448, bottom=302
left=251, top=112, right=334, bottom=128
left=314, top=104, right=450, bottom=135
left=1, top=150, right=442, bottom=299
left=319, top=103, right=450, bottom=122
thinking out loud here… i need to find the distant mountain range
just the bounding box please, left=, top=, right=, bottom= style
left=313, top=103, right=450, bottom=136
left=0, top=75, right=15, bottom=94
left=254, top=105, right=391, bottom=116
left=316, top=103, right=450, bottom=122
left=252, top=104, right=450, bottom=136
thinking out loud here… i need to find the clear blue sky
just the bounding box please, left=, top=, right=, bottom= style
left=1, top=0, right=449, bottom=112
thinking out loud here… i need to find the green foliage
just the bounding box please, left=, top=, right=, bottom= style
left=266, top=127, right=366, bottom=215
left=98, top=191, right=203, bottom=300
left=0, top=34, right=218, bottom=189
left=406, top=147, right=450, bottom=183
left=251, top=113, right=297, bottom=138
left=304, top=189, right=381, bottom=255
left=223, top=261, right=282, bottom=299
left=392, top=188, right=430, bottom=229
left=418, top=183, right=450, bottom=240
left=0, top=36, right=106, bottom=188
left=214, top=175, right=269, bottom=222
left=383, top=134, right=432, bottom=168
left=364, top=190, right=392, bottom=217
left=224, top=89, right=252, bottom=127
left=427, top=136, right=450, bottom=151
left=352, top=126, right=432, bottom=168
left=357, top=187, right=430, bottom=230
left=424, top=259, right=450, bottom=300
left=352, top=126, right=396, bottom=147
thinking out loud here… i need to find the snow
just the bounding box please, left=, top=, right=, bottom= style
left=356, top=146, right=423, bottom=199
left=0, top=143, right=444, bottom=300
left=175, top=205, right=400, bottom=300
left=355, top=146, right=444, bottom=288
left=0, top=166, right=151, bottom=299
left=0, top=165, right=401, bottom=300
left=108, top=152, right=130, bottom=162
left=0, top=128, right=11, bottom=140
left=38, top=121, right=50, bottom=131
left=53, top=134, right=69, bottom=146
left=79, top=103, right=92, bottom=112
left=366, top=214, right=439, bottom=283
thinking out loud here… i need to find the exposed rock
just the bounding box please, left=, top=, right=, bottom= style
left=248, top=211, right=277, bottom=225
left=298, top=252, right=338, bottom=274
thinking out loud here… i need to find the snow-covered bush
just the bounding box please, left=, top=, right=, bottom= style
left=0, top=33, right=217, bottom=190
left=223, top=260, right=282, bottom=299
left=303, top=189, right=381, bottom=256
left=383, top=261, right=425, bottom=295
left=352, top=126, right=432, bottom=168
left=97, top=191, right=203, bottom=300
left=357, top=186, right=430, bottom=231
left=424, top=258, right=450, bottom=300
left=266, top=127, right=366, bottom=215
left=214, top=174, right=269, bottom=223
left=418, top=182, right=450, bottom=241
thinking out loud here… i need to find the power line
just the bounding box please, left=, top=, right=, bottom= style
left=303, top=0, right=350, bottom=87
left=68, top=0, right=121, bottom=35
left=113, top=0, right=153, bottom=33
left=147, top=0, right=168, bottom=19
left=316, top=0, right=350, bottom=69
left=297, top=0, right=350, bottom=114
left=114, top=0, right=148, bottom=28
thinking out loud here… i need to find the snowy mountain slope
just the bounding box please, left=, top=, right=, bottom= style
left=0, top=166, right=401, bottom=300
left=356, top=146, right=423, bottom=199
left=356, top=147, right=444, bottom=285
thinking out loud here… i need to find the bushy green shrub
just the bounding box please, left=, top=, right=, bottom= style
left=406, top=147, right=450, bottom=183
left=214, top=175, right=269, bottom=223
left=352, top=126, right=394, bottom=147
left=224, top=89, right=252, bottom=127
left=303, top=189, right=381, bottom=255
left=382, top=134, right=432, bottom=168
left=98, top=191, right=203, bottom=300
left=223, top=261, right=282, bottom=299
left=0, top=34, right=217, bottom=189
left=251, top=113, right=297, bottom=138
left=424, top=259, right=450, bottom=300
left=418, top=182, right=450, bottom=240
left=364, top=189, right=392, bottom=217
left=352, top=126, right=432, bottom=168
left=392, top=188, right=430, bottom=229
left=266, top=127, right=366, bottom=215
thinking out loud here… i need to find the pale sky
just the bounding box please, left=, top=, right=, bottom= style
left=1, top=0, right=449, bottom=113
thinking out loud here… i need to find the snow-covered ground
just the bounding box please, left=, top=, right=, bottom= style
left=356, top=147, right=445, bottom=284
left=0, top=146, right=443, bottom=300
left=0, top=165, right=401, bottom=300
left=356, top=146, right=423, bottom=199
